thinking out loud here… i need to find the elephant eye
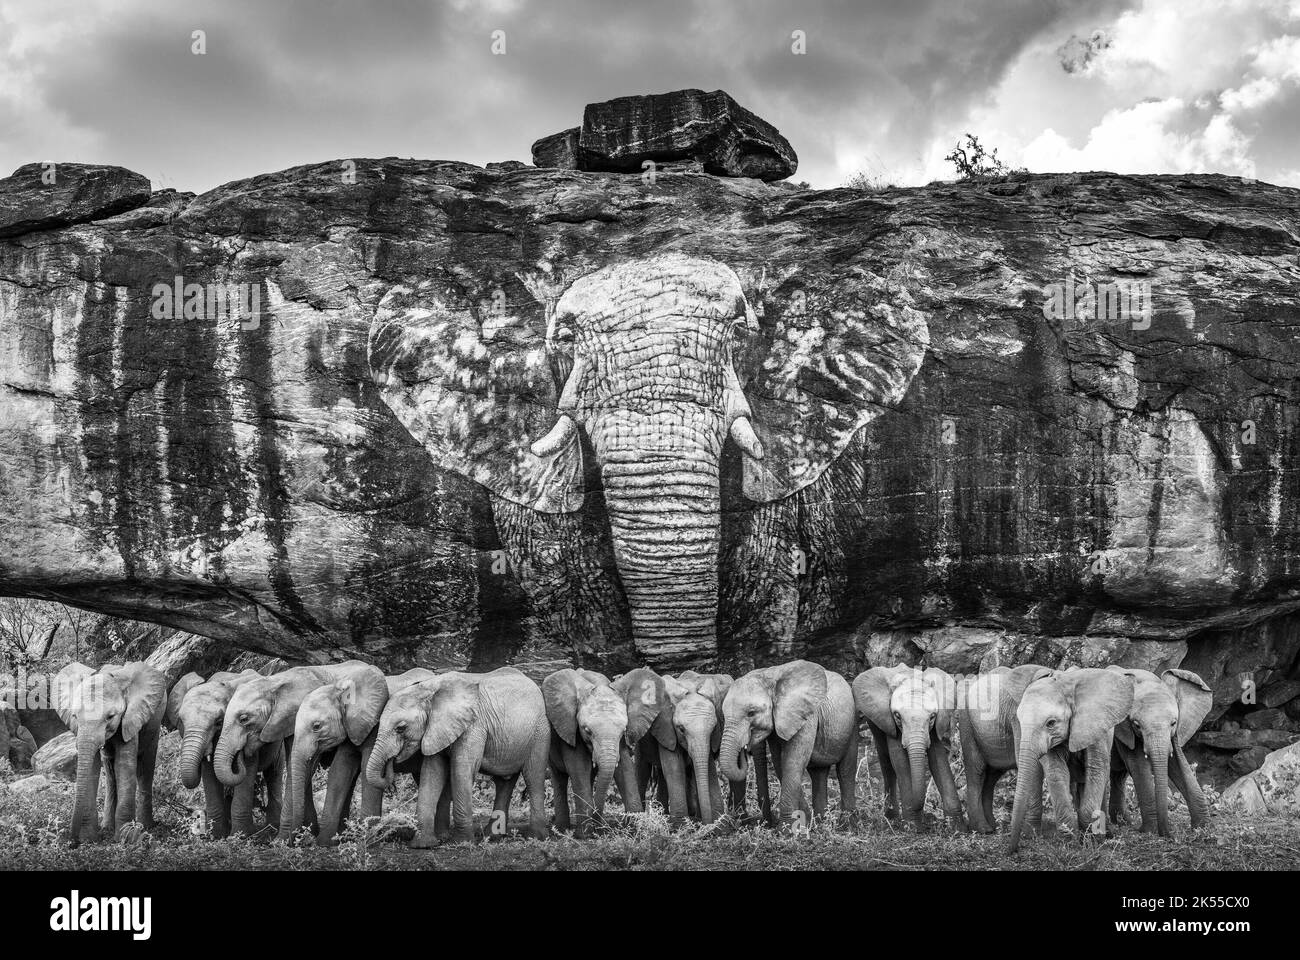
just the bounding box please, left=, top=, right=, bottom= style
left=312, top=720, right=323, bottom=731
left=395, top=721, right=407, bottom=732
left=238, top=713, right=250, bottom=724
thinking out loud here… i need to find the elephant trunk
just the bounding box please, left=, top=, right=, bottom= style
left=688, top=732, right=714, bottom=824
left=178, top=727, right=212, bottom=791
left=905, top=734, right=928, bottom=820
left=70, top=724, right=102, bottom=844
left=1147, top=737, right=1172, bottom=838
left=590, top=405, right=725, bottom=663
left=365, top=731, right=397, bottom=790
left=1007, top=742, right=1041, bottom=854
left=719, top=721, right=749, bottom=784
left=212, top=726, right=248, bottom=788
left=591, top=738, right=620, bottom=822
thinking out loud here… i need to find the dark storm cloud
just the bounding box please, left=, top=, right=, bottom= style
left=0, top=0, right=1138, bottom=189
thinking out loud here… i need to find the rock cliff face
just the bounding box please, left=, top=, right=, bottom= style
left=1, top=154, right=1298, bottom=729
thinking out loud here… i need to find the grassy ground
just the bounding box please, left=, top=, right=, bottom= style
left=1, top=737, right=1297, bottom=871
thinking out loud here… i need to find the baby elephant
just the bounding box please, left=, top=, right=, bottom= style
left=853, top=665, right=965, bottom=829
left=1107, top=666, right=1212, bottom=835
left=718, top=660, right=858, bottom=827
left=366, top=667, right=549, bottom=846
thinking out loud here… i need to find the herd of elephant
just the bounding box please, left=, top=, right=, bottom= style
left=44, top=656, right=1213, bottom=854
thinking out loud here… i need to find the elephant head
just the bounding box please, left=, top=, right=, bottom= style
left=286, top=664, right=389, bottom=835
left=213, top=666, right=332, bottom=788
left=171, top=670, right=259, bottom=790
left=365, top=673, right=492, bottom=789
left=719, top=660, right=826, bottom=785
left=853, top=665, right=957, bottom=820
left=543, top=668, right=642, bottom=820
left=368, top=253, right=929, bottom=663
left=1109, top=666, right=1212, bottom=835
left=1008, top=668, right=1134, bottom=853
left=663, top=671, right=731, bottom=823
left=53, top=661, right=166, bottom=844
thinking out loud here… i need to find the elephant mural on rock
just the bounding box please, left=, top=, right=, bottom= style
left=213, top=662, right=367, bottom=838
left=1107, top=667, right=1213, bottom=836
left=288, top=666, right=436, bottom=844
left=852, top=665, right=964, bottom=829
left=166, top=670, right=283, bottom=839
left=54, top=661, right=167, bottom=845
left=543, top=668, right=649, bottom=836
left=718, top=660, right=858, bottom=826
left=368, top=253, right=929, bottom=666
left=1005, top=668, right=1135, bottom=853
left=365, top=668, right=549, bottom=846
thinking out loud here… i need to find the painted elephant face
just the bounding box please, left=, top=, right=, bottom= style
left=368, top=253, right=929, bottom=663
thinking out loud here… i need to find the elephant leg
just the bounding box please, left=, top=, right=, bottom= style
left=523, top=735, right=550, bottom=840
left=112, top=741, right=139, bottom=839
left=835, top=734, right=858, bottom=819
left=230, top=772, right=259, bottom=836
left=810, top=767, right=829, bottom=821
left=962, top=741, right=991, bottom=833
left=616, top=742, right=643, bottom=814
left=1118, top=742, right=1156, bottom=831
left=636, top=750, right=653, bottom=809
left=775, top=734, right=815, bottom=827
left=263, top=748, right=285, bottom=837
left=885, top=737, right=918, bottom=825
left=135, top=727, right=158, bottom=830
left=489, top=774, right=517, bottom=840
left=200, top=761, right=231, bottom=839
left=707, top=756, right=726, bottom=820
left=928, top=745, right=966, bottom=830
left=448, top=741, right=482, bottom=843
left=566, top=747, right=597, bottom=837
left=100, top=743, right=118, bottom=836
left=658, top=747, right=689, bottom=824
left=871, top=727, right=900, bottom=820
left=1026, top=769, right=1044, bottom=837
left=433, top=762, right=452, bottom=840
left=1109, top=759, right=1130, bottom=827
left=550, top=764, right=572, bottom=834
left=1077, top=741, right=1111, bottom=836
left=1170, top=742, right=1209, bottom=829
left=411, top=752, right=448, bottom=849
left=358, top=733, right=384, bottom=821
left=319, top=741, right=362, bottom=846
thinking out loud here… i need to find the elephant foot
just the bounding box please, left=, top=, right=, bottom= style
left=409, top=832, right=441, bottom=850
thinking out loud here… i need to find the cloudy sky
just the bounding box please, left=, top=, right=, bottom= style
left=1, top=0, right=1296, bottom=191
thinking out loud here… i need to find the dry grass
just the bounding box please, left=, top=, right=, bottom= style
left=1, top=736, right=1296, bottom=871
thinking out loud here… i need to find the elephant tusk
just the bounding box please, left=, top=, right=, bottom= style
left=531, top=414, right=578, bottom=458
left=729, top=417, right=763, bottom=460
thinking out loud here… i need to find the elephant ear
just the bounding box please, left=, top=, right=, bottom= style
left=924, top=668, right=958, bottom=744
left=1061, top=668, right=1134, bottom=752
left=1000, top=665, right=1055, bottom=713
left=261, top=670, right=325, bottom=743
left=615, top=668, right=669, bottom=748
left=421, top=675, right=482, bottom=755
left=53, top=663, right=95, bottom=729
left=118, top=662, right=166, bottom=743
left=851, top=667, right=902, bottom=736
left=1162, top=669, right=1213, bottom=747
left=543, top=670, right=584, bottom=747
left=367, top=283, right=584, bottom=514
left=165, top=672, right=205, bottom=733
left=340, top=665, right=390, bottom=745
left=662, top=675, right=693, bottom=708
left=772, top=661, right=828, bottom=740
left=739, top=272, right=930, bottom=502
